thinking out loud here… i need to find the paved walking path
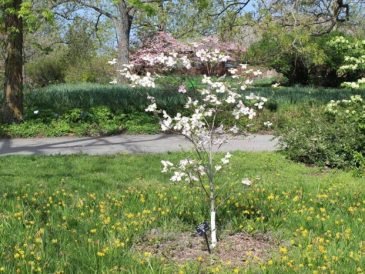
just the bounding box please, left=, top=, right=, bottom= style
left=0, top=134, right=279, bottom=156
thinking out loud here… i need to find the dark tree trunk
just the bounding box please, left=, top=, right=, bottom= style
left=2, top=0, right=24, bottom=124
left=158, top=0, right=166, bottom=31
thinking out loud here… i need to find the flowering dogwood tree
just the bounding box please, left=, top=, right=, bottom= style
left=328, top=36, right=365, bottom=89
left=112, top=49, right=266, bottom=249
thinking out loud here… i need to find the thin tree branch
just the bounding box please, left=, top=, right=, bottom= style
left=210, top=0, right=251, bottom=17
left=73, top=0, right=115, bottom=19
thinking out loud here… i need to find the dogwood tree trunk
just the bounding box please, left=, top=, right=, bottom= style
left=208, top=141, right=218, bottom=248
left=210, top=183, right=217, bottom=248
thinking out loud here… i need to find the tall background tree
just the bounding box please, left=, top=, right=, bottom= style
left=0, top=0, right=54, bottom=123
left=1, top=0, right=24, bottom=123
left=58, top=0, right=169, bottom=81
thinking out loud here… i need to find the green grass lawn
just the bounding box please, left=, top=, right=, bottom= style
left=0, top=152, right=364, bottom=273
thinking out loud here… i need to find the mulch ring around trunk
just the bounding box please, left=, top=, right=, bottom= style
left=134, top=229, right=276, bottom=267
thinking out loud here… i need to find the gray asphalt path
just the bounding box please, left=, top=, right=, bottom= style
left=0, top=134, right=278, bottom=156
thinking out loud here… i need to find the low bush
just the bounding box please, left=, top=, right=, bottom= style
left=26, top=53, right=67, bottom=87
left=278, top=95, right=365, bottom=171
left=64, top=56, right=114, bottom=84
left=0, top=106, right=160, bottom=137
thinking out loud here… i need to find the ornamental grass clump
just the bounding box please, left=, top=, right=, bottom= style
left=112, top=49, right=266, bottom=249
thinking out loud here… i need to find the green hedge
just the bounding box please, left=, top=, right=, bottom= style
left=1, top=83, right=365, bottom=116
left=1, top=83, right=187, bottom=116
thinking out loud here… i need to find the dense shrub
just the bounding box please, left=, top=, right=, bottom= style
left=26, top=53, right=67, bottom=87
left=64, top=56, right=114, bottom=84
left=279, top=95, right=365, bottom=171
left=0, top=106, right=160, bottom=137
left=246, top=27, right=352, bottom=87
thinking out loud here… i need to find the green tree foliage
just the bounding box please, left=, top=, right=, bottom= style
left=246, top=23, right=324, bottom=85
left=245, top=20, right=360, bottom=87
left=25, top=17, right=114, bottom=86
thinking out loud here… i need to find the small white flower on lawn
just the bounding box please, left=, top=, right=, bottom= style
left=242, top=178, right=252, bottom=186
left=264, top=121, right=273, bottom=128
left=178, top=85, right=187, bottom=93
left=272, top=83, right=280, bottom=88
left=34, top=110, right=39, bottom=115
left=108, top=59, right=117, bottom=65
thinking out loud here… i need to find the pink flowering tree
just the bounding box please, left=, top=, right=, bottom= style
left=129, top=32, right=246, bottom=76
left=113, top=49, right=266, bottom=249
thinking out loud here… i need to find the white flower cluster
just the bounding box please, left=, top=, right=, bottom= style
left=341, top=81, right=360, bottom=89
left=215, top=152, right=232, bottom=172
left=341, top=77, right=365, bottom=89
left=196, top=49, right=230, bottom=63
left=325, top=95, right=364, bottom=115
left=141, top=52, right=192, bottom=69
left=162, top=158, right=205, bottom=182
left=264, top=121, right=273, bottom=128
left=122, top=65, right=156, bottom=88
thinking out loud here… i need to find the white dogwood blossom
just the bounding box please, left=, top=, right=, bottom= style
left=161, top=160, right=174, bottom=173
left=264, top=121, right=273, bottom=128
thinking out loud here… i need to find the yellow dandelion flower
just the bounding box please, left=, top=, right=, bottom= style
left=318, top=245, right=326, bottom=254
left=279, top=246, right=288, bottom=254
left=97, top=251, right=105, bottom=257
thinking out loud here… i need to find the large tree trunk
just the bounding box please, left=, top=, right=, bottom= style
left=114, top=2, right=133, bottom=83
left=2, top=0, right=24, bottom=124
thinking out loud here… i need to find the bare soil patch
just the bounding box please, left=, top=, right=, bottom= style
left=134, top=229, right=275, bottom=267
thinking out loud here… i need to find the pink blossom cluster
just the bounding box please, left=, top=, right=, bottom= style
left=130, top=32, right=245, bottom=75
